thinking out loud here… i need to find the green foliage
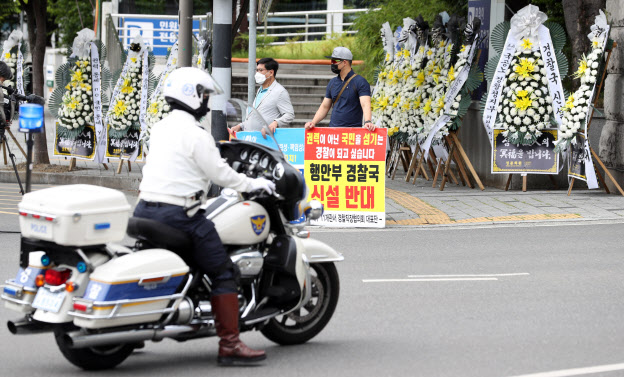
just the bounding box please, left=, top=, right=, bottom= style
left=544, top=21, right=566, bottom=52
left=0, top=0, right=20, bottom=29
left=484, top=54, right=500, bottom=83
left=233, top=34, right=358, bottom=62
left=233, top=32, right=278, bottom=53
left=352, top=0, right=467, bottom=82
left=48, top=0, right=95, bottom=53
left=490, top=22, right=510, bottom=55
left=465, top=65, right=484, bottom=92
left=56, top=123, right=82, bottom=141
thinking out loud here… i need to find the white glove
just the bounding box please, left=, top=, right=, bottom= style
left=249, top=177, right=276, bottom=195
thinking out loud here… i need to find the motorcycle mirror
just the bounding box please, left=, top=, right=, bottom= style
left=306, top=200, right=324, bottom=220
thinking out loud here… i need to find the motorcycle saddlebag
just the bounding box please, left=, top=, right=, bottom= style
left=71, top=249, right=189, bottom=329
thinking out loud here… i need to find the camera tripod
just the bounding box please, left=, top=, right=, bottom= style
left=0, top=125, right=25, bottom=194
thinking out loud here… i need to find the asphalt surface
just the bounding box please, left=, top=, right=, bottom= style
left=1, top=199, right=624, bottom=376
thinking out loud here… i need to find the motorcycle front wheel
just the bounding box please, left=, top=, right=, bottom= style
left=261, top=262, right=339, bottom=345
left=54, top=327, right=136, bottom=370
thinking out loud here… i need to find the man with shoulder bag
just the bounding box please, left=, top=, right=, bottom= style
left=305, top=47, right=376, bottom=131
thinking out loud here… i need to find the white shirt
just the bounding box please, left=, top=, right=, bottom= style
left=140, top=110, right=253, bottom=198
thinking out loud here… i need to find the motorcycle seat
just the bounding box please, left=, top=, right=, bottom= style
left=127, top=217, right=194, bottom=259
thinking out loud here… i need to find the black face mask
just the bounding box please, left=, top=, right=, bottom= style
left=330, top=64, right=341, bottom=74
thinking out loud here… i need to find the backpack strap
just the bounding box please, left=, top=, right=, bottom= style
left=332, top=74, right=358, bottom=109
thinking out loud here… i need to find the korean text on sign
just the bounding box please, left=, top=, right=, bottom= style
left=304, top=128, right=387, bottom=228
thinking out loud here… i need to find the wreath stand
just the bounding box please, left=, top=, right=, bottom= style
left=386, top=141, right=414, bottom=180
left=504, top=172, right=559, bottom=192
left=566, top=42, right=624, bottom=197
left=439, top=130, right=485, bottom=191
left=405, top=144, right=435, bottom=183
left=431, top=147, right=459, bottom=188
left=116, top=159, right=132, bottom=174
left=1, top=129, right=27, bottom=164
left=68, top=157, right=109, bottom=172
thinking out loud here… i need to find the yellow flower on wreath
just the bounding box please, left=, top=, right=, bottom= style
left=423, top=98, right=433, bottom=115
left=432, top=65, right=442, bottom=84
left=564, top=95, right=575, bottom=111
left=592, top=39, right=601, bottom=49
left=148, top=101, right=160, bottom=115
left=520, top=38, right=533, bottom=51
left=434, top=97, right=445, bottom=114
left=573, top=56, right=588, bottom=79
left=513, top=91, right=533, bottom=111
left=112, top=100, right=127, bottom=117
left=459, top=45, right=466, bottom=53
left=373, top=96, right=389, bottom=112
left=413, top=95, right=422, bottom=109
left=392, top=96, right=401, bottom=108
left=4, top=53, right=10, bottom=59
left=415, top=71, right=426, bottom=87
left=71, top=69, right=84, bottom=83
left=447, top=66, right=456, bottom=84
left=401, top=99, right=411, bottom=112
left=68, top=98, right=80, bottom=110
left=514, top=58, right=536, bottom=78
left=121, top=78, right=134, bottom=94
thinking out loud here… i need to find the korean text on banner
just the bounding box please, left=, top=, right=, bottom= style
left=236, top=129, right=305, bottom=170
left=304, top=128, right=387, bottom=228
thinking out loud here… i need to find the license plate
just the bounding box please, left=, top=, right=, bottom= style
left=32, top=288, right=66, bottom=313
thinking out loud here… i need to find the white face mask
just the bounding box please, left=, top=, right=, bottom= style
left=255, top=71, right=267, bottom=85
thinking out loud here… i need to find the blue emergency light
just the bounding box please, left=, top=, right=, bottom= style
left=18, top=103, right=44, bottom=133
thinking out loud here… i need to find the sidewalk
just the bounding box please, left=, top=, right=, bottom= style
left=2, top=114, right=624, bottom=227
left=385, top=170, right=624, bottom=227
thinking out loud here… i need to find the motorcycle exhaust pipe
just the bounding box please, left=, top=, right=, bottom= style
left=64, top=325, right=197, bottom=349
left=7, top=318, right=54, bottom=335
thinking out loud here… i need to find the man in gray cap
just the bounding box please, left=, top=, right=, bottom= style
left=305, top=46, right=376, bottom=131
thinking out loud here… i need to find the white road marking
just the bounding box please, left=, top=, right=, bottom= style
left=407, top=273, right=530, bottom=278
left=362, top=278, right=498, bottom=283
left=509, top=362, right=624, bottom=377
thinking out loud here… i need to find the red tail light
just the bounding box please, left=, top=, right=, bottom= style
left=44, top=268, right=72, bottom=286
left=73, top=302, right=88, bottom=312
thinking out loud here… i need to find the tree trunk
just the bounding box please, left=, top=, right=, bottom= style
left=20, top=0, right=50, bottom=165
left=598, top=0, right=624, bottom=189
left=562, top=0, right=606, bottom=77
left=32, top=0, right=49, bottom=164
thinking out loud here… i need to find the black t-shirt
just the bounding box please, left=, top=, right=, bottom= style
left=325, top=70, right=371, bottom=127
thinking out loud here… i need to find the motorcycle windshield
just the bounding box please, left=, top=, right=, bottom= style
left=224, top=98, right=307, bottom=221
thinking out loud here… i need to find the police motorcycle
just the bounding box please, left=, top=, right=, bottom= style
left=1, top=99, right=343, bottom=370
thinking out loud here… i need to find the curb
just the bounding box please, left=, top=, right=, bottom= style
left=0, top=171, right=141, bottom=191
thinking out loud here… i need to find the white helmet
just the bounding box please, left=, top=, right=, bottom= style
left=163, top=67, right=224, bottom=119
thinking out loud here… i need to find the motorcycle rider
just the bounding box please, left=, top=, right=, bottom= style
left=134, top=67, right=273, bottom=366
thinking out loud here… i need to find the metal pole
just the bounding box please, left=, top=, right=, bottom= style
left=248, top=0, right=257, bottom=108
left=25, top=134, right=33, bottom=194
left=211, top=0, right=232, bottom=142
left=179, top=0, right=193, bottom=67
left=305, top=14, right=309, bottom=42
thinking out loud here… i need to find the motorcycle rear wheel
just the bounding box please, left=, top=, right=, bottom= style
left=54, top=328, right=136, bottom=370
left=261, top=262, right=339, bottom=345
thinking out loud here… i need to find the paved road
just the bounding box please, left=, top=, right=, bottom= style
left=1, top=218, right=624, bottom=376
